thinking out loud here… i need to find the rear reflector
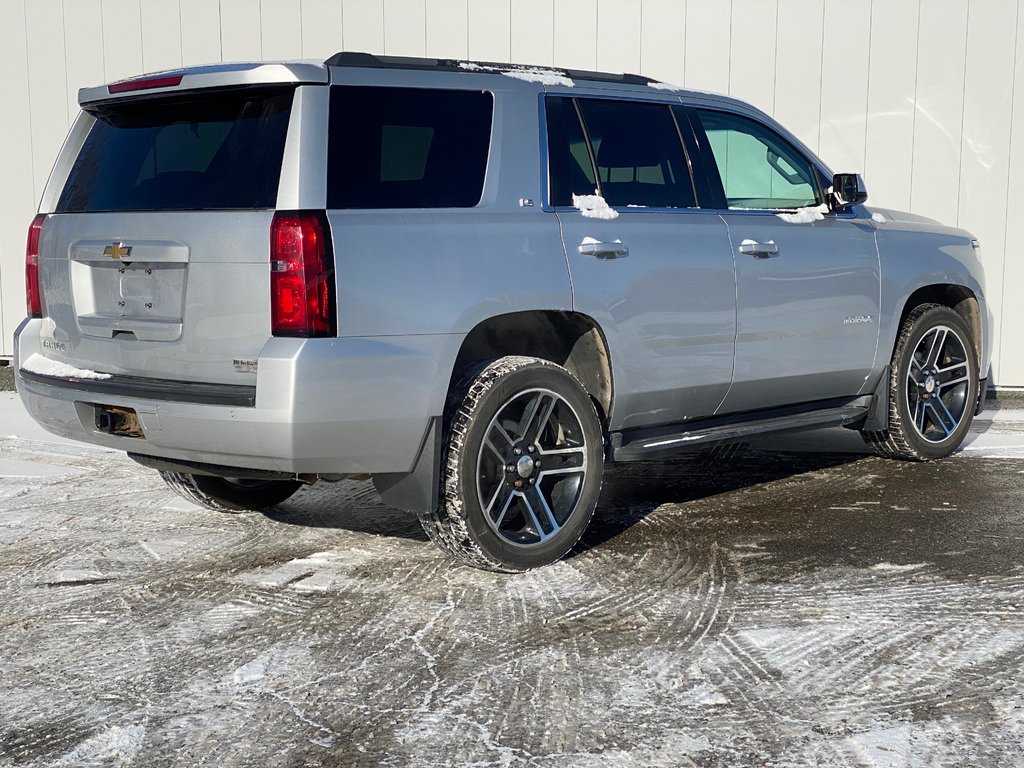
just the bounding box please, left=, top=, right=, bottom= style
left=270, top=212, right=336, bottom=337
left=26, top=214, right=45, bottom=318
left=108, top=75, right=183, bottom=94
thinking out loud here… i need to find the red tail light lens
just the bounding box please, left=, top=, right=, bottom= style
left=26, top=214, right=45, bottom=318
left=270, top=211, right=336, bottom=337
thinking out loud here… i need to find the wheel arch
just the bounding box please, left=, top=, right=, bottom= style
left=897, top=284, right=983, bottom=370
left=448, top=310, right=614, bottom=426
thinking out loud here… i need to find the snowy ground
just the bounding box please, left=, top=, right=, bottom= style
left=2, top=391, right=1024, bottom=767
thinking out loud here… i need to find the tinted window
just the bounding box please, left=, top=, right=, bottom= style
left=696, top=109, right=820, bottom=210
left=57, top=89, right=294, bottom=212
left=577, top=99, right=694, bottom=208
left=327, top=86, right=492, bottom=209
left=546, top=97, right=598, bottom=206
left=547, top=97, right=695, bottom=209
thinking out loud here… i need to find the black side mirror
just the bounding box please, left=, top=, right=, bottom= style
left=831, top=173, right=868, bottom=209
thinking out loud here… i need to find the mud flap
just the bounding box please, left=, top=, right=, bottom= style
left=373, top=416, right=442, bottom=515
left=861, top=365, right=891, bottom=433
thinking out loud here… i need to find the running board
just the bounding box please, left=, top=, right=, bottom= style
left=611, top=399, right=872, bottom=462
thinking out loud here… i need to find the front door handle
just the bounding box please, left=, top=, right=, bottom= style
left=579, top=238, right=629, bottom=259
left=738, top=239, right=779, bottom=258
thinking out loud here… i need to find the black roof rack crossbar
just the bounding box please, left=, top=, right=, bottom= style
left=324, top=51, right=655, bottom=86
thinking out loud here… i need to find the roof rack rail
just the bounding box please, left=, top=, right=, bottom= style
left=323, top=51, right=655, bottom=86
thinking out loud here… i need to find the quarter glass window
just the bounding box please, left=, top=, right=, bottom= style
left=328, top=86, right=493, bottom=209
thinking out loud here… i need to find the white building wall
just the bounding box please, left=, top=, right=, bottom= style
left=1, top=0, right=1022, bottom=385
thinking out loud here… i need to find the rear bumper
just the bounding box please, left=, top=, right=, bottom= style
left=14, top=320, right=461, bottom=475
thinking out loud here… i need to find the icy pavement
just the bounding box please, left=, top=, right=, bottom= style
left=2, top=392, right=1024, bottom=767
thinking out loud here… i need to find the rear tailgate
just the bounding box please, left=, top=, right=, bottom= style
left=36, top=85, right=296, bottom=385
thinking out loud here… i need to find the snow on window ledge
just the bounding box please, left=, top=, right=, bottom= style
left=776, top=204, right=829, bottom=224
left=572, top=193, right=619, bottom=220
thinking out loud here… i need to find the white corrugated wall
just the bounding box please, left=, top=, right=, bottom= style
left=1, top=0, right=1022, bottom=385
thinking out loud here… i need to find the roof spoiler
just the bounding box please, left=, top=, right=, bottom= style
left=79, top=61, right=328, bottom=106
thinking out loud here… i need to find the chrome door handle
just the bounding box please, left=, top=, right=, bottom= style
left=738, top=239, right=779, bottom=258
left=578, top=239, right=629, bottom=259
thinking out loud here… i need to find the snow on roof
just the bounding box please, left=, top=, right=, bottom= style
left=458, top=61, right=574, bottom=87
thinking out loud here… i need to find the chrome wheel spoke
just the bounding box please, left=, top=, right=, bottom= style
left=537, top=446, right=586, bottom=475
left=939, top=374, right=970, bottom=389
left=912, top=395, right=926, bottom=432
left=936, top=361, right=969, bottom=388
left=520, top=393, right=557, bottom=446
left=494, top=491, right=518, bottom=530
left=520, top=489, right=555, bottom=541
left=924, top=328, right=948, bottom=368
left=528, top=486, right=560, bottom=536
left=932, top=397, right=958, bottom=436
left=484, top=481, right=510, bottom=522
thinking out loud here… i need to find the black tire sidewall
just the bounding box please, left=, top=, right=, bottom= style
left=453, top=361, right=604, bottom=571
left=193, top=475, right=302, bottom=510
left=893, top=307, right=979, bottom=459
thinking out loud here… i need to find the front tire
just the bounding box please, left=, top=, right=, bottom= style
left=420, top=356, right=605, bottom=572
left=862, top=303, right=979, bottom=460
left=159, top=471, right=302, bottom=512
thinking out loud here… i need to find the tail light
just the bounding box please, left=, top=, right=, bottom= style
left=270, top=211, right=336, bottom=337
left=26, top=214, right=45, bottom=318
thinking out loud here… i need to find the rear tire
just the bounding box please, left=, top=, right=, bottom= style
left=420, top=356, right=604, bottom=573
left=159, top=471, right=302, bottom=512
left=861, top=303, right=979, bottom=460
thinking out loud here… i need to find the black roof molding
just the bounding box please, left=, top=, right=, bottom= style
left=324, top=51, right=655, bottom=86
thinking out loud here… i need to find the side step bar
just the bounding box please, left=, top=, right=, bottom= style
left=611, top=398, right=872, bottom=462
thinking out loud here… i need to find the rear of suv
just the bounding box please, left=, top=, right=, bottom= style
left=15, top=54, right=990, bottom=572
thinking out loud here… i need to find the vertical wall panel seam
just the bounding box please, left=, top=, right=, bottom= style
left=726, top=0, right=732, bottom=94
left=816, top=0, right=826, bottom=152
left=997, top=0, right=1022, bottom=379
left=955, top=0, right=972, bottom=227
left=138, top=0, right=145, bottom=72
left=260, top=0, right=266, bottom=59
left=22, top=0, right=37, bottom=206
left=638, top=0, right=643, bottom=73
left=771, top=0, right=780, bottom=117
left=61, top=0, right=71, bottom=125
left=908, top=0, right=922, bottom=211
left=681, top=0, right=686, bottom=83
left=862, top=0, right=873, bottom=171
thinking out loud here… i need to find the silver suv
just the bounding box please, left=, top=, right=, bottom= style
left=15, top=53, right=989, bottom=572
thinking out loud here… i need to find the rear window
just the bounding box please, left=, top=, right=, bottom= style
left=327, top=86, right=492, bottom=209
left=57, top=88, right=294, bottom=213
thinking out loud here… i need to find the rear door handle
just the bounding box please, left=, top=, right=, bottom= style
left=738, top=239, right=779, bottom=258
left=578, top=239, right=629, bottom=259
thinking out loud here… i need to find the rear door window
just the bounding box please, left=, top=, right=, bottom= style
left=546, top=96, right=695, bottom=209
left=57, top=88, right=294, bottom=212
left=327, top=86, right=493, bottom=209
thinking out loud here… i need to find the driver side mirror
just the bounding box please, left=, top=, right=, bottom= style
left=831, top=173, right=868, bottom=209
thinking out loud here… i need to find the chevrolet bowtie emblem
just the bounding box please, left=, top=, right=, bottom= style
left=103, top=241, right=132, bottom=260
